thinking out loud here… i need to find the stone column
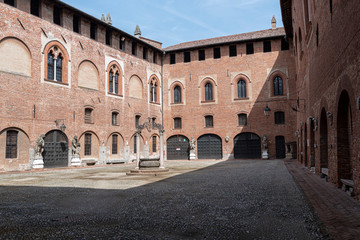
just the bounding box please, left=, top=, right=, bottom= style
left=159, top=130, right=165, bottom=169
left=135, top=130, right=141, bottom=169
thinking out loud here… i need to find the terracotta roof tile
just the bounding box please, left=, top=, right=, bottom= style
left=164, top=28, right=285, bottom=51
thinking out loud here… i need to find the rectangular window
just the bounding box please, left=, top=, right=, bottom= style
left=229, top=45, right=237, bottom=57
left=106, top=29, right=112, bottom=46
left=85, top=109, right=92, bottom=123
left=246, top=43, right=254, bottom=55
left=281, top=38, right=289, bottom=51
left=90, top=22, right=97, bottom=40
left=198, top=49, right=205, bottom=61
left=112, top=134, right=118, bottom=155
left=143, top=47, right=148, bottom=60
left=153, top=52, right=157, bottom=64
left=184, top=51, right=191, bottom=63
left=152, top=136, right=157, bottom=153
left=73, top=15, right=80, bottom=33
left=135, top=115, right=140, bottom=128
left=53, top=5, right=62, bottom=26
left=213, top=47, right=221, bottom=59
left=132, top=42, right=137, bottom=55
left=170, top=53, right=176, bottom=64
left=238, top=114, right=247, bottom=126
left=30, top=0, right=40, bottom=17
left=263, top=40, right=272, bottom=52
left=205, top=116, right=213, bottom=127
left=174, top=118, right=182, bottom=129
left=275, top=112, right=285, bottom=124
left=4, top=0, right=15, bottom=7
left=84, top=133, right=91, bottom=156
left=120, top=37, right=125, bottom=51
left=6, top=130, right=17, bottom=159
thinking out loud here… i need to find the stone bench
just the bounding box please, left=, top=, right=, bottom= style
left=81, top=158, right=97, bottom=166
left=106, top=159, right=126, bottom=164
left=139, top=158, right=160, bottom=168
left=340, top=179, right=354, bottom=197
left=320, top=168, right=329, bottom=181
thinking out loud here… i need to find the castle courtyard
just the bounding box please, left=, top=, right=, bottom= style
left=2, top=159, right=359, bottom=239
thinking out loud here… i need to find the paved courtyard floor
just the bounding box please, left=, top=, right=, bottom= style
left=0, top=160, right=325, bottom=239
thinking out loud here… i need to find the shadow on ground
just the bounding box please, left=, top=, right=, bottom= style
left=0, top=160, right=322, bottom=239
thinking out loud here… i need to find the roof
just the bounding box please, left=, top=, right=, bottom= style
left=164, top=28, right=286, bottom=52
left=280, top=0, right=293, bottom=37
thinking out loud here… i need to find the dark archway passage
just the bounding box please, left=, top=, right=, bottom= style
left=166, top=135, right=189, bottom=160
left=310, top=120, right=315, bottom=167
left=234, top=132, right=261, bottom=159
left=43, top=130, right=68, bottom=168
left=337, top=91, right=352, bottom=181
left=197, top=134, right=222, bottom=159
left=275, top=136, right=286, bottom=159
left=320, top=108, right=328, bottom=169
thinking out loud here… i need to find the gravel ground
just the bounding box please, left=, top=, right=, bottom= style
left=0, top=160, right=323, bottom=239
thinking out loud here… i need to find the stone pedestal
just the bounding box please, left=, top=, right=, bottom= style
left=32, top=156, right=44, bottom=169
left=189, top=150, right=196, bottom=160
left=71, top=155, right=81, bottom=166
left=262, top=150, right=269, bottom=159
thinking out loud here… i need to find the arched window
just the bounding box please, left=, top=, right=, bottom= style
left=174, top=85, right=181, bottom=103
left=108, top=64, right=121, bottom=95
left=237, top=80, right=246, bottom=98
left=84, top=133, right=91, bottom=156
left=274, top=76, right=283, bottom=96
left=149, top=77, right=159, bottom=103
left=6, top=130, right=18, bottom=159
left=205, top=83, right=213, bottom=101
left=44, top=43, right=68, bottom=84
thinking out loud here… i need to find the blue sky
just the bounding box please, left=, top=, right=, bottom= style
left=61, top=0, right=283, bottom=48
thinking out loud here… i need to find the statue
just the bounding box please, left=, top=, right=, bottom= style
left=262, top=135, right=268, bottom=150
left=190, top=137, right=196, bottom=151
left=72, top=136, right=81, bottom=156
left=35, top=134, right=45, bottom=157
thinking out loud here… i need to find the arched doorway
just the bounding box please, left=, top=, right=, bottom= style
left=197, top=134, right=222, bottom=159
left=337, top=90, right=352, bottom=181
left=167, top=135, right=189, bottom=160
left=320, top=108, right=328, bottom=169
left=43, top=130, right=68, bottom=168
left=234, top=132, right=261, bottom=159
left=275, top=136, right=286, bottom=159
left=310, top=120, right=315, bottom=167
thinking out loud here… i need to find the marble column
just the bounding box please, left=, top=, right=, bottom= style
left=159, top=130, right=165, bottom=169
left=135, top=130, right=141, bottom=169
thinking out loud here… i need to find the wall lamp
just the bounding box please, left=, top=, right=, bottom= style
left=55, top=119, right=66, bottom=132
left=264, top=105, right=271, bottom=117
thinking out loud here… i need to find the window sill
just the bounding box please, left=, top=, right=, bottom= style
left=205, top=126, right=214, bottom=128
left=44, top=78, right=68, bottom=85
left=108, top=92, right=123, bottom=97
left=150, top=102, right=161, bottom=105
left=201, top=100, right=215, bottom=103
left=85, top=122, right=94, bottom=124
left=234, top=97, right=249, bottom=101
left=112, top=124, right=119, bottom=126
left=171, top=102, right=184, bottom=105
left=275, top=123, right=285, bottom=125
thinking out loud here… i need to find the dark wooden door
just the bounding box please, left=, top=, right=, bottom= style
left=234, top=132, right=261, bottom=159
left=167, top=135, right=189, bottom=160
left=276, top=136, right=286, bottom=159
left=44, top=130, right=68, bottom=168
left=197, top=134, right=222, bottom=159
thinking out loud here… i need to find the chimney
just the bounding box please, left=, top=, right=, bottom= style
left=134, top=25, right=141, bottom=38
left=271, top=16, right=276, bottom=29
left=106, top=13, right=112, bottom=25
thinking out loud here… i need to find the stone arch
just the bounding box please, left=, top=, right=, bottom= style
left=166, top=135, right=190, bottom=160
left=197, top=134, right=222, bottom=159
left=149, top=74, right=160, bottom=103
left=0, top=37, right=32, bottom=76
left=107, top=60, right=123, bottom=95
left=78, top=60, right=100, bottom=90
left=0, top=127, right=30, bottom=171
left=78, top=131, right=100, bottom=160
left=170, top=81, right=185, bottom=104
left=43, top=130, right=69, bottom=168
left=267, top=70, right=287, bottom=97
left=233, top=132, right=261, bottom=159
left=43, top=40, right=69, bottom=84
left=200, top=77, right=217, bottom=102
left=129, top=75, right=143, bottom=99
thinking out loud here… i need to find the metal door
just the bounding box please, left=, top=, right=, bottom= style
left=167, top=135, right=189, bottom=160
left=276, top=136, right=286, bottom=159
left=43, top=130, right=69, bottom=168
left=234, top=132, right=261, bottom=159
left=197, top=134, right=222, bottom=159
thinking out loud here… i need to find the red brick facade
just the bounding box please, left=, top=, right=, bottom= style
left=1, top=1, right=296, bottom=171
left=281, top=0, right=360, bottom=199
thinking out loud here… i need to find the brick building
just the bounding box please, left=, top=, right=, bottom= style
left=281, top=0, right=360, bottom=199
left=0, top=1, right=295, bottom=174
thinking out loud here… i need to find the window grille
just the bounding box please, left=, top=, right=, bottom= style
left=174, top=118, right=182, bottom=129
left=84, top=133, right=91, bottom=155
left=205, top=83, right=213, bottom=101
left=174, top=86, right=181, bottom=103
left=275, top=111, right=285, bottom=124
left=237, top=80, right=246, bottom=98
left=6, top=130, right=17, bottom=159
left=274, top=76, right=284, bottom=96
left=152, top=136, right=157, bottom=153
left=112, top=134, right=118, bottom=154
left=238, top=114, right=247, bottom=126
left=205, top=116, right=213, bottom=127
